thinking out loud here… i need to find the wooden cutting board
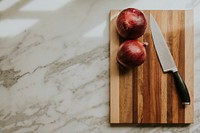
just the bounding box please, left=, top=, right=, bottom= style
left=110, top=10, right=194, bottom=124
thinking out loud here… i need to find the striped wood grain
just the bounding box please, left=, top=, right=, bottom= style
left=110, top=10, right=194, bottom=124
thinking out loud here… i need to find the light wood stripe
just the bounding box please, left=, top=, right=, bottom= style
left=142, top=10, right=150, bottom=123
left=132, top=67, right=138, bottom=123
left=119, top=69, right=133, bottom=123
left=137, top=36, right=144, bottom=123
left=110, top=10, right=120, bottom=123
left=185, top=10, right=194, bottom=123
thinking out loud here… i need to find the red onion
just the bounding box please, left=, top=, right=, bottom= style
left=116, top=8, right=147, bottom=39
left=116, top=40, right=148, bottom=68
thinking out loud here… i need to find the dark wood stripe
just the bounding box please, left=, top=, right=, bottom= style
left=148, top=11, right=163, bottom=123
left=178, top=11, right=185, bottom=123
left=142, top=10, right=150, bottom=123
left=167, top=11, right=173, bottom=123
left=160, top=10, right=168, bottom=123
left=154, top=11, right=162, bottom=123
left=171, top=10, right=179, bottom=123
left=167, top=77, right=173, bottom=123
left=155, top=56, right=161, bottom=123
left=132, top=68, right=138, bottom=123
left=149, top=11, right=156, bottom=123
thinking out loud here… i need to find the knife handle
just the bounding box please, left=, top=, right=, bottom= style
left=173, top=71, right=190, bottom=105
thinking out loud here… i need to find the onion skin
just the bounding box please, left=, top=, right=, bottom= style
left=116, top=8, right=147, bottom=39
left=116, top=40, right=148, bottom=68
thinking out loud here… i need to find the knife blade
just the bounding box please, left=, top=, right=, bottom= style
left=150, top=14, right=190, bottom=105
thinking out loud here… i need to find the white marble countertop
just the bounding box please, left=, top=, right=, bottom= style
left=0, top=0, right=200, bottom=133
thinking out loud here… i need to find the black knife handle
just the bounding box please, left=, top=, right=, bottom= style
left=173, top=71, right=190, bottom=105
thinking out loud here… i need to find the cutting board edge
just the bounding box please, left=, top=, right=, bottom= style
left=109, top=10, right=194, bottom=124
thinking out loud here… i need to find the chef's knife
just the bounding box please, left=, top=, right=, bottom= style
left=150, top=14, right=190, bottom=105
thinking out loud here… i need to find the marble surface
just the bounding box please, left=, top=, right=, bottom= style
left=0, top=0, right=200, bottom=133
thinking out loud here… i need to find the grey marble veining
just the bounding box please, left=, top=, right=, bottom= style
left=0, top=0, right=200, bottom=133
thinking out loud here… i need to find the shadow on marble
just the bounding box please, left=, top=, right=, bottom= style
left=0, top=0, right=138, bottom=38
left=0, top=0, right=139, bottom=84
